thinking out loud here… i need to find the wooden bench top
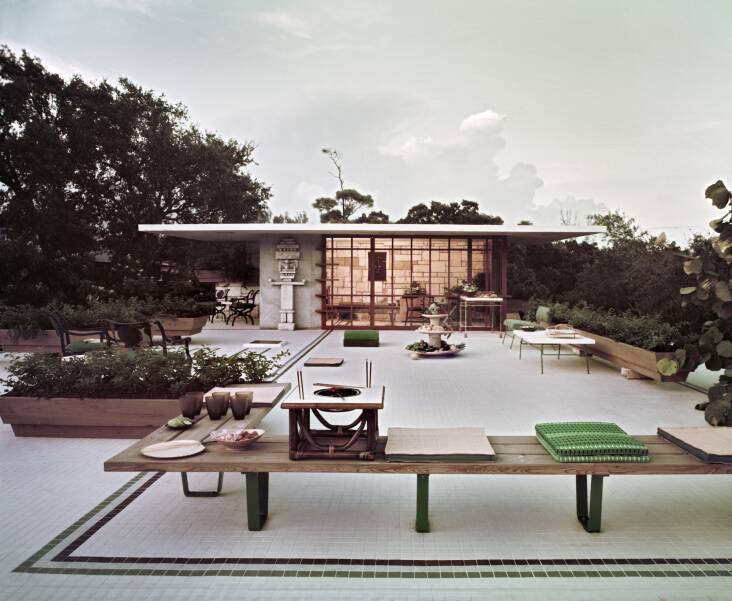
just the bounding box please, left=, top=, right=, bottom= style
left=104, top=413, right=732, bottom=476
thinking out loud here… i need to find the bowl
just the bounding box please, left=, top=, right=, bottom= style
left=210, top=428, right=264, bottom=450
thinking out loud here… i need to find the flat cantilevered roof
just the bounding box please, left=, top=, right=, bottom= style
left=138, top=223, right=604, bottom=244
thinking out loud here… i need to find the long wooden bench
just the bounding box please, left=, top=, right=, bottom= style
left=104, top=415, right=732, bottom=534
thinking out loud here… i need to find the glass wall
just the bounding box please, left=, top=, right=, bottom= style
left=322, top=236, right=507, bottom=329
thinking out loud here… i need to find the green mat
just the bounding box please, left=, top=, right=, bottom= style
left=535, top=422, right=650, bottom=463
left=343, top=330, right=379, bottom=347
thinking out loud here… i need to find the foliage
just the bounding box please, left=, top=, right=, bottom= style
left=397, top=200, right=503, bottom=225
left=0, top=305, right=52, bottom=340
left=0, top=46, right=270, bottom=306
left=678, top=180, right=732, bottom=425
left=1, top=346, right=289, bottom=398
left=0, top=295, right=212, bottom=340
left=237, top=349, right=289, bottom=383
left=1, top=349, right=193, bottom=398
left=312, top=148, right=381, bottom=223
left=313, top=188, right=376, bottom=223
left=405, top=340, right=463, bottom=353
left=272, top=211, right=309, bottom=223
left=509, top=212, right=697, bottom=328
left=527, top=301, right=685, bottom=352
left=354, top=210, right=390, bottom=223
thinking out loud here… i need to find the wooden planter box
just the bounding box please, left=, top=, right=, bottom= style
left=156, top=315, right=208, bottom=337
left=574, top=329, right=689, bottom=382
left=0, top=329, right=61, bottom=353
left=0, top=395, right=184, bottom=438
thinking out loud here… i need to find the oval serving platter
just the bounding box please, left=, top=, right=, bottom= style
left=141, top=440, right=206, bottom=459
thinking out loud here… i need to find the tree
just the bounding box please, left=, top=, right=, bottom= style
left=313, top=188, right=375, bottom=223
left=0, top=47, right=271, bottom=305
left=272, top=211, right=309, bottom=223
left=312, top=148, right=378, bottom=223
left=354, top=210, right=390, bottom=224
left=397, top=200, right=503, bottom=225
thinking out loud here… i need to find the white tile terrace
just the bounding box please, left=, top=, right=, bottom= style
left=1, top=327, right=731, bottom=601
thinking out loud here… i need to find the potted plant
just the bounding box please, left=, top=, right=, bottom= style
left=0, top=346, right=290, bottom=437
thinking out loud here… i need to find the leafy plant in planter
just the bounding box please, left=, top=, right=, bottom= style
left=1, top=349, right=193, bottom=399
left=237, top=350, right=289, bottom=383
left=679, top=180, right=732, bottom=425
left=1, top=346, right=290, bottom=399
left=0, top=305, right=53, bottom=341
left=527, top=301, right=684, bottom=352
left=404, top=281, right=426, bottom=295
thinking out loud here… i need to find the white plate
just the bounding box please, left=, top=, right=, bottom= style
left=141, top=440, right=206, bottom=459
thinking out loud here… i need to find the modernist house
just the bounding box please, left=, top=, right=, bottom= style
left=140, top=223, right=603, bottom=330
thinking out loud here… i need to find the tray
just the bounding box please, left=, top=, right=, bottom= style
left=141, top=440, right=205, bottom=459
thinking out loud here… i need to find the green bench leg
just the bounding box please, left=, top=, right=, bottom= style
left=181, top=472, right=223, bottom=497
left=576, top=475, right=606, bottom=533
left=416, top=474, right=430, bottom=533
left=244, top=472, right=269, bottom=531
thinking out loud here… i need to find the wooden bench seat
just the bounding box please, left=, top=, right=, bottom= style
left=104, top=414, right=732, bottom=534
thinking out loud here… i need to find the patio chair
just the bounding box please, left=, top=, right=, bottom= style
left=503, top=305, right=550, bottom=348
left=46, top=312, right=110, bottom=357
left=402, top=294, right=431, bottom=326
left=104, top=319, right=192, bottom=360
left=229, top=289, right=259, bottom=326
left=210, top=288, right=231, bottom=323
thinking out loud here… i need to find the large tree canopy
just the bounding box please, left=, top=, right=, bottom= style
left=397, top=200, right=503, bottom=225
left=0, top=47, right=270, bottom=305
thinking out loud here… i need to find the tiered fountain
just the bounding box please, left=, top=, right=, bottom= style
left=406, top=304, right=465, bottom=359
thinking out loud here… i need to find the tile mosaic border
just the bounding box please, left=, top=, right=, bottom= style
left=14, top=471, right=732, bottom=579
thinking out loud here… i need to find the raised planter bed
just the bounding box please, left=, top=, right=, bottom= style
left=156, top=315, right=209, bottom=337
left=0, top=329, right=60, bottom=353
left=0, top=395, right=183, bottom=438
left=574, top=329, right=689, bottom=382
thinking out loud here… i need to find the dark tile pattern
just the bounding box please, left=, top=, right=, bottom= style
left=14, top=471, right=732, bottom=579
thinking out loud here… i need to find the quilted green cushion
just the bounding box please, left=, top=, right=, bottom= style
left=535, top=306, right=552, bottom=324
left=65, top=341, right=106, bottom=355
left=535, top=422, right=650, bottom=463
left=343, top=330, right=379, bottom=347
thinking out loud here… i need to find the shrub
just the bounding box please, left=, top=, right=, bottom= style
left=527, top=301, right=684, bottom=352
left=1, top=346, right=289, bottom=398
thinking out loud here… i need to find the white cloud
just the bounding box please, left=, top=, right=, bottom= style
left=93, top=0, right=155, bottom=16
left=257, top=11, right=312, bottom=40
left=378, top=136, right=436, bottom=161
left=459, top=108, right=505, bottom=133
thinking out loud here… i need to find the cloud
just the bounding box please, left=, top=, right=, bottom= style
left=459, top=108, right=506, bottom=134
left=529, top=196, right=610, bottom=226
left=93, top=0, right=155, bottom=16
left=256, top=11, right=311, bottom=39
left=378, top=136, right=436, bottom=161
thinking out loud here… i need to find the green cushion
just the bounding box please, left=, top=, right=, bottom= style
left=503, top=319, right=544, bottom=332
left=535, top=422, right=650, bottom=463
left=343, top=330, right=379, bottom=347
left=535, top=306, right=552, bottom=324
left=65, top=341, right=106, bottom=355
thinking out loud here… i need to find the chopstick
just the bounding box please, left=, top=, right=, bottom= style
left=313, top=382, right=366, bottom=389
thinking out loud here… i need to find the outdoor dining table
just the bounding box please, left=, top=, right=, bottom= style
left=514, top=329, right=596, bottom=374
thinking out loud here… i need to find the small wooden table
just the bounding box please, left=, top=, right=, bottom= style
left=514, top=330, right=596, bottom=374
left=105, top=424, right=732, bottom=534
left=282, top=387, right=384, bottom=461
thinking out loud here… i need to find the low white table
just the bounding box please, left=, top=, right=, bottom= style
left=514, top=330, right=596, bottom=374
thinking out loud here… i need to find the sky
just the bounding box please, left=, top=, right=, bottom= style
left=2, top=0, right=731, bottom=240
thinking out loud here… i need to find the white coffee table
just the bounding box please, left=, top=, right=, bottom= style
left=513, top=330, right=596, bottom=374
